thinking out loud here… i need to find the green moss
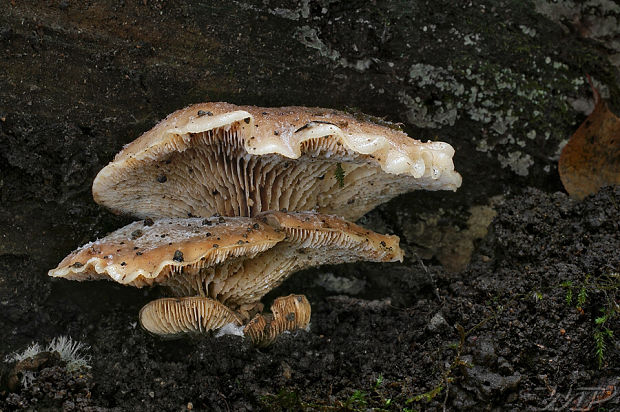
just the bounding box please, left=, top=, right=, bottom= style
left=334, top=163, right=345, bottom=188
left=259, top=389, right=306, bottom=411
left=560, top=273, right=619, bottom=368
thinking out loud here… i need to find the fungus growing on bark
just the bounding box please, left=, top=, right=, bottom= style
left=92, top=102, right=462, bottom=220
left=243, top=294, right=311, bottom=346
left=50, top=212, right=402, bottom=339
left=139, top=294, right=310, bottom=343
left=142, top=210, right=402, bottom=313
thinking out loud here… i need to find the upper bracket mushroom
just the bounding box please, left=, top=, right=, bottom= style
left=92, top=103, right=462, bottom=220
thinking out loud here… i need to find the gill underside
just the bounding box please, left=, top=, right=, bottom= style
left=111, top=124, right=418, bottom=220
left=161, top=240, right=379, bottom=309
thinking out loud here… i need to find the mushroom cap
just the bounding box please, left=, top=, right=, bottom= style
left=244, top=294, right=311, bottom=346
left=139, top=297, right=242, bottom=337
left=259, top=210, right=403, bottom=262
left=50, top=212, right=403, bottom=310
left=92, top=103, right=462, bottom=220
left=166, top=211, right=403, bottom=308
left=47, top=216, right=284, bottom=287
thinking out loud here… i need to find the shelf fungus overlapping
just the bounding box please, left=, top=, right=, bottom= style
left=92, top=102, right=462, bottom=220
left=49, top=212, right=402, bottom=342
left=50, top=102, right=462, bottom=344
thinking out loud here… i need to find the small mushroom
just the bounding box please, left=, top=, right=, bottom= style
left=92, top=103, right=461, bottom=220
left=139, top=297, right=242, bottom=337
left=140, top=294, right=309, bottom=342
left=244, top=294, right=311, bottom=346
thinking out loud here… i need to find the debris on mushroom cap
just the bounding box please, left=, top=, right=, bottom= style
left=47, top=216, right=284, bottom=287
left=165, top=211, right=403, bottom=309
left=139, top=297, right=242, bottom=337
left=243, top=294, right=311, bottom=346
left=50, top=212, right=403, bottom=312
left=259, top=210, right=404, bottom=262
left=92, top=102, right=462, bottom=220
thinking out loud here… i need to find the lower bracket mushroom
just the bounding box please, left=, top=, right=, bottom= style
left=50, top=211, right=403, bottom=343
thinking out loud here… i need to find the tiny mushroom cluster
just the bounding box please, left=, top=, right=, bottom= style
left=50, top=102, right=461, bottom=345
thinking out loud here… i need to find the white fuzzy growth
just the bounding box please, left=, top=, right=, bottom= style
left=215, top=322, right=245, bottom=338
left=21, top=371, right=36, bottom=388
left=47, top=336, right=92, bottom=372
left=4, top=344, right=40, bottom=388
left=4, top=343, right=43, bottom=363
left=3, top=336, right=91, bottom=388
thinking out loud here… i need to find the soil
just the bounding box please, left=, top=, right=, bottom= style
left=1, top=1, right=619, bottom=411
left=1, top=187, right=618, bottom=411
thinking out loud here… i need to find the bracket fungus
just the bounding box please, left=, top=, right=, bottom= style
left=50, top=212, right=402, bottom=340
left=51, top=102, right=462, bottom=345
left=92, top=102, right=462, bottom=220
left=48, top=216, right=284, bottom=288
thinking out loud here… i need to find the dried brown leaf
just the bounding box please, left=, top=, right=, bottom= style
left=559, top=79, right=620, bottom=200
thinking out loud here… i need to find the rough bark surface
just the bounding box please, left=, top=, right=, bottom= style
left=1, top=1, right=618, bottom=410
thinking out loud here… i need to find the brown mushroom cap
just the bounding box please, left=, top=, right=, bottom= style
left=244, top=294, right=311, bottom=346
left=47, top=216, right=284, bottom=287
left=165, top=211, right=403, bottom=309
left=258, top=210, right=403, bottom=262
left=92, top=103, right=462, bottom=220
left=139, top=297, right=242, bottom=336
left=50, top=212, right=402, bottom=311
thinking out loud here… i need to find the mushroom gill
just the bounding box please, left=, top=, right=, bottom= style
left=92, top=102, right=462, bottom=221
left=163, top=210, right=403, bottom=310
left=139, top=294, right=309, bottom=341
left=243, top=294, right=311, bottom=346
left=139, top=297, right=242, bottom=337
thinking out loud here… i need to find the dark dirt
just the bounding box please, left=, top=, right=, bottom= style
left=1, top=187, right=618, bottom=411
left=1, top=1, right=619, bottom=411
